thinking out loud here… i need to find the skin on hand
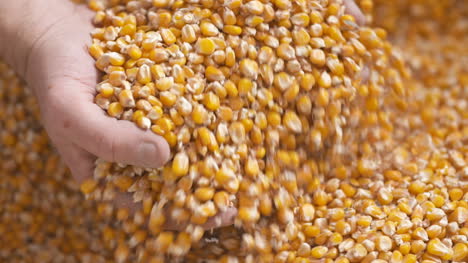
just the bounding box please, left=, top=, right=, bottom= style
left=0, top=0, right=364, bottom=231
left=344, top=0, right=366, bottom=26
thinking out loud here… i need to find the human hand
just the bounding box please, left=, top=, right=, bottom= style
left=0, top=0, right=364, bottom=231
left=344, top=0, right=366, bottom=26
left=0, top=0, right=236, bottom=230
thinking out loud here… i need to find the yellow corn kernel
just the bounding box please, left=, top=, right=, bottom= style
left=197, top=127, right=219, bottom=151
left=205, top=66, right=225, bottom=81
left=218, top=106, right=233, bottom=122
left=108, top=52, right=126, bottom=66
left=229, top=121, right=246, bottom=144
left=115, top=243, right=130, bottom=263
left=449, top=188, right=463, bottom=201
left=453, top=243, right=468, bottom=261
left=120, top=23, right=136, bottom=36
left=267, top=111, right=281, bottom=126
left=402, top=254, right=417, bottom=263
left=225, top=47, right=236, bottom=67
left=137, top=64, right=152, bottom=85
left=164, top=132, right=177, bottom=147
left=334, top=257, right=349, bottom=263
left=196, top=38, right=216, bottom=55
left=238, top=78, right=253, bottom=95
left=238, top=206, right=260, bottom=223
left=194, top=187, right=215, bottom=202
left=327, top=26, right=345, bottom=43
left=119, top=89, right=136, bottom=108
left=154, top=117, right=175, bottom=133
left=153, top=0, right=169, bottom=7
left=299, top=73, right=315, bottom=91
left=431, top=194, right=445, bottom=208
left=200, top=21, right=219, bottom=36
left=318, top=71, right=332, bottom=88
left=89, top=43, right=104, bottom=59
left=88, top=0, right=104, bottom=11
left=272, top=0, right=291, bottom=9
left=239, top=59, right=259, bottom=79
left=112, top=176, right=134, bottom=192
left=245, top=16, right=264, bottom=27
left=357, top=215, right=372, bottom=227
left=108, top=102, right=124, bottom=118
left=172, top=152, right=189, bottom=177
left=203, top=92, right=220, bottom=111
left=276, top=43, right=294, bottom=61
left=400, top=243, right=411, bottom=255
left=283, top=111, right=302, bottom=133
left=181, top=24, right=197, bottom=43
left=316, top=88, right=330, bottom=107
left=160, top=28, right=176, bottom=45
left=192, top=104, right=208, bottom=125
left=136, top=115, right=151, bottom=129
left=292, top=28, right=311, bottom=46
left=80, top=179, right=98, bottom=194
left=127, top=45, right=142, bottom=60
left=427, top=238, right=453, bottom=260
left=310, top=49, right=326, bottom=66
left=311, top=246, right=328, bottom=258
left=244, top=158, right=260, bottom=177
left=223, top=80, right=237, bottom=97
left=160, top=91, right=177, bottom=107
left=223, top=25, right=242, bottom=35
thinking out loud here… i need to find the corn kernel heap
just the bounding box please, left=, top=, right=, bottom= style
left=0, top=0, right=466, bottom=262
left=0, top=62, right=119, bottom=262
left=85, top=0, right=411, bottom=259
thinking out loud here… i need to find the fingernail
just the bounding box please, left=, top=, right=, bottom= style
left=138, top=142, right=163, bottom=167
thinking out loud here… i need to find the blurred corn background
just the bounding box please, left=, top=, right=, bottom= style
left=0, top=0, right=467, bottom=262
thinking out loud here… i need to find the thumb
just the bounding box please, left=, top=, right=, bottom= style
left=78, top=103, right=170, bottom=168
left=57, top=91, right=171, bottom=168
left=344, top=0, right=366, bottom=26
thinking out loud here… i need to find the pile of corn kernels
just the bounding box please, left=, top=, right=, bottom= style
left=0, top=0, right=467, bottom=262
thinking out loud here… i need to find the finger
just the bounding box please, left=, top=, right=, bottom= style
left=344, top=0, right=366, bottom=26
left=164, top=207, right=238, bottom=231
left=54, top=136, right=144, bottom=211
left=201, top=207, right=237, bottom=230
left=47, top=89, right=171, bottom=168
left=78, top=103, right=171, bottom=168
left=53, top=139, right=95, bottom=184
left=112, top=192, right=142, bottom=213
